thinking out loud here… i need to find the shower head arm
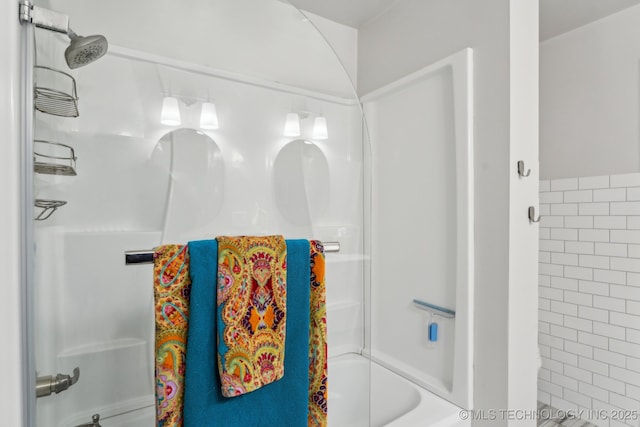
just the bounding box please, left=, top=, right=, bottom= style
left=19, top=0, right=70, bottom=35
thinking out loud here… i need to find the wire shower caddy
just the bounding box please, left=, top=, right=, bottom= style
left=34, top=65, right=79, bottom=118
left=33, top=65, right=81, bottom=219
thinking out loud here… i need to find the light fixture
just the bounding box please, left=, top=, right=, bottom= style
left=200, top=102, right=219, bottom=130
left=283, top=112, right=301, bottom=137
left=160, top=96, right=181, bottom=126
left=312, top=116, right=328, bottom=140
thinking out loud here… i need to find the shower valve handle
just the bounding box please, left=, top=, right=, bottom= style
left=36, top=367, right=80, bottom=398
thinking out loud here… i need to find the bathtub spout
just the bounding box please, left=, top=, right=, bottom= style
left=35, top=367, right=79, bottom=397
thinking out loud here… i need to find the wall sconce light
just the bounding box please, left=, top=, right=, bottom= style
left=312, top=116, right=328, bottom=140
left=200, top=102, right=219, bottom=130
left=283, top=112, right=301, bottom=137
left=160, top=96, right=181, bottom=126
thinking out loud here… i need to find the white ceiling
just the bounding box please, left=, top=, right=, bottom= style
left=290, top=0, right=640, bottom=40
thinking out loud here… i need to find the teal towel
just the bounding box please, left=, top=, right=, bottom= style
left=184, top=239, right=310, bottom=427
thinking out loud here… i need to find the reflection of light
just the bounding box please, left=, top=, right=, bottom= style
left=312, top=116, right=328, bottom=140
left=200, top=102, right=219, bottom=130
left=161, top=97, right=181, bottom=126
left=284, top=113, right=301, bottom=137
left=231, top=151, right=244, bottom=166
left=304, top=140, right=313, bottom=145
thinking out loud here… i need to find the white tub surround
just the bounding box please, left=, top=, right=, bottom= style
left=31, top=14, right=366, bottom=423
left=363, top=49, right=474, bottom=410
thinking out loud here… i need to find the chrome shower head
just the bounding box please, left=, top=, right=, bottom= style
left=64, top=29, right=108, bottom=69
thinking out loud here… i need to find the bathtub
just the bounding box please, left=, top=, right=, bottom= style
left=69, top=353, right=468, bottom=427
left=329, top=353, right=470, bottom=427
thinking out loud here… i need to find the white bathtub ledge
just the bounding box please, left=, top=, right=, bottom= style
left=385, top=386, right=470, bottom=427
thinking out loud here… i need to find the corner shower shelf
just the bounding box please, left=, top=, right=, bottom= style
left=34, top=140, right=77, bottom=176
left=34, top=199, right=67, bottom=221
left=34, top=66, right=79, bottom=117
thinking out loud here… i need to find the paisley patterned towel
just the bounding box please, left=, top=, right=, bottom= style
left=308, top=241, right=328, bottom=427
left=216, top=235, right=287, bottom=397
left=154, top=245, right=191, bottom=427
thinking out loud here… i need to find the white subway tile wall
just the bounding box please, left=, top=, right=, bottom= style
left=539, top=174, right=640, bottom=425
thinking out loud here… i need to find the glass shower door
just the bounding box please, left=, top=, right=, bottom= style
left=28, top=1, right=370, bottom=425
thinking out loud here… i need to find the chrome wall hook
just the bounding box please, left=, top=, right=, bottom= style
left=528, top=206, right=541, bottom=223
left=517, top=160, right=531, bottom=177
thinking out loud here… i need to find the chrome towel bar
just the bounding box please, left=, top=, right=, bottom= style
left=125, top=241, right=341, bottom=265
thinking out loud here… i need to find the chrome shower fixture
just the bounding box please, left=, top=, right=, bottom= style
left=19, top=0, right=109, bottom=69
left=65, top=29, right=108, bottom=69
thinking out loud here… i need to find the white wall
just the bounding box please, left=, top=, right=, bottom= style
left=540, top=5, right=640, bottom=180
left=359, top=0, right=539, bottom=423
left=0, top=0, right=27, bottom=424
left=508, top=0, right=540, bottom=418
